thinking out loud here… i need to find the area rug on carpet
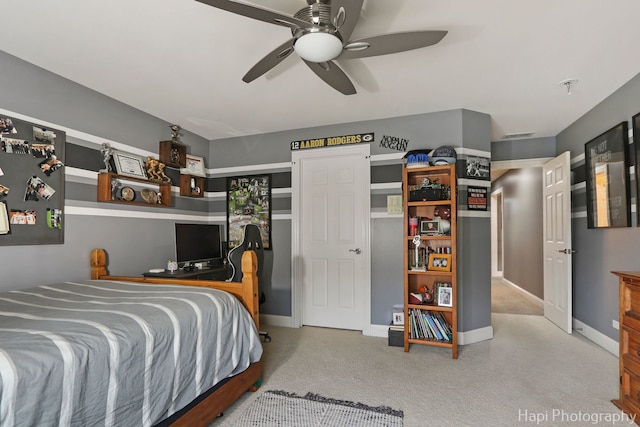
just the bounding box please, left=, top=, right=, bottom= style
left=229, top=390, right=404, bottom=427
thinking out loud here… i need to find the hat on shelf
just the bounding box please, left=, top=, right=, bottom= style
left=403, top=149, right=432, bottom=168
left=429, top=145, right=457, bottom=165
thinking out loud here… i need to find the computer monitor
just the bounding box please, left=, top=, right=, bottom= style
left=174, top=223, right=223, bottom=267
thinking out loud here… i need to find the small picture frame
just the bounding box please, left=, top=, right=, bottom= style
left=181, top=154, right=206, bottom=177
left=437, top=286, right=453, bottom=307
left=420, top=219, right=440, bottom=235
left=113, top=150, right=148, bottom=180
left=428, top=253, right=451, bottom=272
left=392, top=311, right=404, bottom=326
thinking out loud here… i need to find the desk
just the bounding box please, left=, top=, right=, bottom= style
left=143, top=265, right=231, bottom=281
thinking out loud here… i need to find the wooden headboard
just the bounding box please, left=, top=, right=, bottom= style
left=89, top=248, right=260, bottom=331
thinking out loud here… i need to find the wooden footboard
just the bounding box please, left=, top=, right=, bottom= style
left=89, top=248, right=262, bottom=426
left=90, top=248, right=260, bottom=331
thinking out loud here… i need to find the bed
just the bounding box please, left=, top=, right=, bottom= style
left=0, top=248, right=263, bottom=427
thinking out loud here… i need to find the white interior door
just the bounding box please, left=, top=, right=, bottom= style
left=542, top=151, right=573, bottom=333
left=291, top=145, right=370, bottom=331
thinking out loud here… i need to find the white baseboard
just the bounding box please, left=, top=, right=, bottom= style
left=261, top=314, right=295, bottom=328
left=573, top=318, right=619, bottom=357
left=368, top=324, right=389, bottom=337
left=262, top=316, right=494, bottom=346
left=370, top=323, right=494, bottom=345
left=500, top=277, right=544, bottom=304
left=458, top=325, right=494, bottom=345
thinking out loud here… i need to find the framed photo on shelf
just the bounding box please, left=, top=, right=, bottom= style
left=392, top=311, right=404, bottom=326
left=112, top=150, right=147, bottom=180
left=427, top=253, right=451, bottom=272
left=437, top=286, right=453, bottom=307
left=584, top=121, right=630, bottom=228
left=181, top=154, right=206, bottom=177
left=420, top=219, right=440, bottom=235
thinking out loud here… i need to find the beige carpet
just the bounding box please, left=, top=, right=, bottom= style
left=492, top=277, right=544, bottom=316
left=212, top=314, right=621, bottom=427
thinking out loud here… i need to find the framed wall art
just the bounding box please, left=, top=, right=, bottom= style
left=227, top=174, right=272, bottom=250
left=634, top=113, right=640, bottom=224
left=584, top=121, right=631, bottom=228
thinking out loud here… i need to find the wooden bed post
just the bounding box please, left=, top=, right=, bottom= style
left=90, top=248, right=108, bottom=279
left=241, top=250, right=260, bottom=333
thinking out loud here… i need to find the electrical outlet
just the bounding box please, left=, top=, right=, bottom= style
left=613, top=319, right=619, bottom=330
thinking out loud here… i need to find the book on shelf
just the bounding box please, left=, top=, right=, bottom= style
left=407, top=308, right=453, bottom=342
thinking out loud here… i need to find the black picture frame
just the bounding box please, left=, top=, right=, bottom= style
left=226, top=174, right=272, bottom=250
left=584, top=121, right=631, bottom=228
left=634, top=113, right=640, bottom=225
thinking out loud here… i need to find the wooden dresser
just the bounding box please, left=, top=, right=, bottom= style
left=613, top=271, right=640, bottom=424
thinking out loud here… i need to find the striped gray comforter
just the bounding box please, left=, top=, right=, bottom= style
left=0, top=280, right=263, bottom=427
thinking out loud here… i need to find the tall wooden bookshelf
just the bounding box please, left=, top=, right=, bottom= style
left=403, top=163, right=458, bottom=358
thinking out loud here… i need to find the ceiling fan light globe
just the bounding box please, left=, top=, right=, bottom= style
left=294, top=32, right=343, bottom=63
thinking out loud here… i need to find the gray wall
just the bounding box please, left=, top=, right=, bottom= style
left=556, top=72, right=640, bottom=341
left=0, top=50, right=211, bottom=290
left=0, top=48, right=493, bottom=334
left=492, top=167, right=544, bottom=298
left=210, top=109, right=493, bottom=331
left=492, top=137, right=556, bottom=161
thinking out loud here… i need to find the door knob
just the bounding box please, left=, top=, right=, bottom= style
left=556, top=248, right=576, bottom=254
left=349, top=248, right=362, bottom=255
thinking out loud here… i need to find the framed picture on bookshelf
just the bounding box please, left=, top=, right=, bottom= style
left=420, top=219, right=440, bottom=235
left=437, top=286, right=453, bottom=307
left=427, top=253, right=451, bottom=272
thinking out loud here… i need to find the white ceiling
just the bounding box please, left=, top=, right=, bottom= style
left=1, top=0, right=640, bottom=142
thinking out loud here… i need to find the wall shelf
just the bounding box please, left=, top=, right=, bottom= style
left=97, top=172, right=171, bottom=207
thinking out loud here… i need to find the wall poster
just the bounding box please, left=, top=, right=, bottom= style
left=0, top=114, right=65, bottom=245
left=226, top=174, right=271, bottom=250
left=634, top=113, right=640, bottom=225
left=584, top=121, right=630, bottom=229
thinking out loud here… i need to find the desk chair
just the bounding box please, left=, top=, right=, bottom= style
left=227, top=224, right=271, bottom=342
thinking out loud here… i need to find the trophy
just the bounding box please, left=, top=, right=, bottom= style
left=100, top=143, right=113, bottom=173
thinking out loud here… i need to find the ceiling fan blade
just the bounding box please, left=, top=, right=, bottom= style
left=331, top=0, right=364, bottom=42
left=304, top=60, right=356, bottom=95
left=340, top=30, right=447, bottom=60
left=243, top=38, right=296, bottom=83
left=195, top=0, right=316, bottom=30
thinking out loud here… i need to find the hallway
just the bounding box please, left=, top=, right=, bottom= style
left=491, top=277, right=543, bottom=316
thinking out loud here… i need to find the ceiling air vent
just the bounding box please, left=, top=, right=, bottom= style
left=502, top=132, right=535, bottom=140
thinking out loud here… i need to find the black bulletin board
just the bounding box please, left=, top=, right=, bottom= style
left=0, top=114, right=65, bottom=245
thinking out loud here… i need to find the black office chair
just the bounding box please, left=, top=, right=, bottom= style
left=227, top=224, right=271, bottom=342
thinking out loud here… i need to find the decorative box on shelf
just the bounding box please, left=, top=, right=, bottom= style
left=180, top=174, right=204, bottom=198
left=97, top=172, right=171, bottom=207
left=159, top=140, right=186, bottom=168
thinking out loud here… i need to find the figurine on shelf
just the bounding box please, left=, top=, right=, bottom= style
left=144, top=157, right=171, bottom=184
left=111, top=178, right=121, bottom=200
left=170, top=124, right=181, bottom=142
left=100, top=143, right=113, bottom=173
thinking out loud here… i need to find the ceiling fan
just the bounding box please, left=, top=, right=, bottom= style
left=195, top=0, right=447, bottom=95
